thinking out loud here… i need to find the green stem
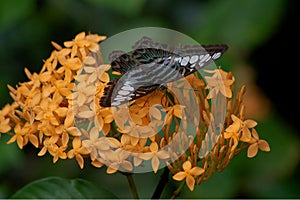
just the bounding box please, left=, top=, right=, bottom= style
left=170, top=181, right=185, bottom=199
left=125, top=173, right=139, bottom=199
left=151, top=167, right=170, bottom=199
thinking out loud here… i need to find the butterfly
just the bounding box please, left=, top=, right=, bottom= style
left=99, top=37, right=228, bottom=107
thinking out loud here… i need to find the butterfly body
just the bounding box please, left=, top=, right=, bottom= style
left=100, top=41, right=228, bottom=107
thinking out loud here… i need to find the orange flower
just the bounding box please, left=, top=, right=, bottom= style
left=247, top=129, right=270, bottom=158
left=67, top=137, right=90, bottom=168
left=205, top=69, right=234, bottom=99
left=172, top=161, right=204, bottom=191
left=122, top=138, right=148, bottom=167
left=0, top=104, right=12, bottom=133
left=81, top=127, right=121, bottom=163
left=56, top=57, right=82, bottom=82
left=224, top=114, right=257, bottom=151
left=105, top=148, right=132, bottom=174
left=46, top=48, right=71, bottom=71
left=38, top=134, right=69, bottom=163
left=224, top=118, right=240, bottom=151
left=139, top=142, right=169, bottom=173
left=232, top=115, right=257, bottom=142
left=0, top=32, right=271, bottom=189
left=64, top=32, right=106, bottom=58
left=49, top=144, right=68, bottom=163
left=6, top=124, right=26, bottom=149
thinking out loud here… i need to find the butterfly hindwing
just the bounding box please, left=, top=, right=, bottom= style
left=99, top=78, right=160, bottom=107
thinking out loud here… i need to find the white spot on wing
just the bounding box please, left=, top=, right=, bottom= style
left=190, top=63, right=196, bottom=68
left=124, top=81, right=131, bottom=86
left=174, top=57, right=182, bottom=62
left=118, top=90, right=130, bottom=95
left=205, top=55, right=211, bottom=62
left=198, top=54, right=211, bottom=67
left=111, top=102, right=120, bottom=106
left=114, top=97, right=126, bottom=101
left=212, top=52, right=221, bottom=59
left=121, top=85, right=134, bottom=91
left=180, top=56, right=189, bottom=66
left=189, top=55, right=198, bottom=64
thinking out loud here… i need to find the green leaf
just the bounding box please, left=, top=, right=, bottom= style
left=10, top=177, right=118, bottom=199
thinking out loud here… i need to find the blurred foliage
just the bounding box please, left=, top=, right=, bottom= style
left=10, top=177, right=117, bottom=199
left=0, top=0, right=299, bottom=199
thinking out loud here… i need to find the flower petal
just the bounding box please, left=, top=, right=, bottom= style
left=186, top=174, right=196, bottom=191
left=130, top=153, right=140, bottom=164
left=29, top=134, right=39, bottom=148
left=75, top=32, right=86, bottom=41
left=182, top=161, right=192, bottom=171
left=150, top=142, right=158, bottom=152
left=67, top=127, right=81, bottom=136
left=231, top=114, right=240, bottom=123
left=106, top=166, right=118, bottom=174
left=247, top=143, right=258, bottom=158
left=189, top=167, right=205, bottom=176
left=149, top=106, right=162, bottom=120
left=72, top=137, right=81, bottom=149
left=240, top=127, right=251, bottom=142
left=55, top=107, right=68, bottom=117
left=91, top=160, right=104, bottom=168
left=121, top=160, right=133, bottom=172
left=138, top=152, right=153, bottom=160
left=224, top=131, right=233, bottom=139
left=152, top=156, right=160, bottom=173
left=244, top=119, right=257, bottom=128
left=251, top=128, right=259, bottom=140
left=172, top=172, right=186, bottom=181
left=173, top=105, right=184, bottom=119
left=75, top=154, right=84, bottom=169
left=231, top=136, right=239, bottom=151
left=157, top=150, right=170, bottom=159
left=223, top=86, right=232, bottom=98
left=258, top=140, right=270, bottom=152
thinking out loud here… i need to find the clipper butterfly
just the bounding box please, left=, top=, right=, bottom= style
left=100, top=37, right=228, bottom=107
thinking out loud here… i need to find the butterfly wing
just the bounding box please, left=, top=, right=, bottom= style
left=170, top=44, right=229, bottom=78
left=99, top=78, right=160, bottom=107
left=101, top=41, right=228, bottom=107
left=109, top=48, right=174, bottom=75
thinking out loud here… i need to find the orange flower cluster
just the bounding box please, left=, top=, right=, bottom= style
left=1, top=32, right=106, bottom=166
left=0, top=32, right=270, bottom=191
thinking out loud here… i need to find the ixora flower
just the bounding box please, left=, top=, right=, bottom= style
left=0, top=32, right=270, bottom=198
left=173, top=161, right=204, bottom=191
left=224, top=114, right=258, bottom=151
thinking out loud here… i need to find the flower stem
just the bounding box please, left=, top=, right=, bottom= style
left=125, top=173, right=139, bottom=199
left=151, top=167, right=170, bottom=199
left=170, top=181, right=185, bottom=199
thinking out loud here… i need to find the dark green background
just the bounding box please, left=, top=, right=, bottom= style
left=0, top=0, right=299, bottom=198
